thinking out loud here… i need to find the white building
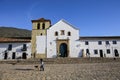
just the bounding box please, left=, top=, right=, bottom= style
left=33, top=18, right=120, bottom=58
left=0, top=37, right=31, bottom=60
left=80, top=36, right=120, bottom=58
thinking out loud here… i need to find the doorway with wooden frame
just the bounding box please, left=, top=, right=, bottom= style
left=56, top=39, right=69, bottom=57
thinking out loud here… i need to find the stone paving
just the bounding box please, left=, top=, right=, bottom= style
left=0, top=62, right=120, bottom=80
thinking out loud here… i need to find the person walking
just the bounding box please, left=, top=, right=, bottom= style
left=40, top=59, right=44, bottom=71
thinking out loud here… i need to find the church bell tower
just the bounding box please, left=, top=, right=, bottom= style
left=31, top=18, right=51, bottom=58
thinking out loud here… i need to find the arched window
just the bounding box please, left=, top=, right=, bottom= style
left=68, top=32, right=71, bottom=36
left=55, top=31, right=58, bottom=36
left=37, top=23, right=40, bottom=29
left=42, top=23, right=45, bottom=29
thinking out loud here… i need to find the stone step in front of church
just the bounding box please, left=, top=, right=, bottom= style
left=44, top=58, right=120, bottom=64
left=0, top=58, right=120, bottom=64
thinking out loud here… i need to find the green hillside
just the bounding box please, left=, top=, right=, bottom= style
left=0, top=27, right=31, bottom=38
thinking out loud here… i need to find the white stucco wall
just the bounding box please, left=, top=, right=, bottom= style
left=36, top=36, right=46, bottom=54
left=47, top=20, right=80, bottom=58
left=0, top=42, right=31, bottom=60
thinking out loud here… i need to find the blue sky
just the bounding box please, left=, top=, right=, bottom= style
left=0, top=0, right=120, bottom=36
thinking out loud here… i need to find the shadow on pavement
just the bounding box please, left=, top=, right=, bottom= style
left=15, top=68, right=34, bottom=71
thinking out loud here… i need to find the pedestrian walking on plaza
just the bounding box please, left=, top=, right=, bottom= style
left=40, top=59, right=44, bottom=71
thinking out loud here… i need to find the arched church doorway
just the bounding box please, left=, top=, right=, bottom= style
left=4, top=52, right=8, bottom=59
left=59, top=43, right=68, bottom=57
left=22, top=53, right=27, bottom=59
left=114, top=49, right=119, bottom=57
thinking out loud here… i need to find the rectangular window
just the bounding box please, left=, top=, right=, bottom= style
left=61, top=30, right=65, bottom=35
left=21, top=44, right=27, bottom=51
left=106, top=41, right=109, bottom=45
left=107, top=49, right=110, bottom=54
left=94, top=50, right=98, bottom=54
left=85, top=41, right=89, bottom=45
left=113, top=41, right=117, bottom=44
left=8, top=44, right=12, bottom=51
left=98, top=41, right=102, bottom=45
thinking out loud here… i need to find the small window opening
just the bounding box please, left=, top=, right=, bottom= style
left=85, top=41, right=89, bottom=45
left=68, top=32, right=71, bottom=36
left=61, top=30, right=65, bottom=35
left=8, top=44, right=12, bottom=51
left=55, top=31, right=58, bottom=36
left=42, top=23, right=45, bottom=29
left=37, top=23, right=40, bottom=29
left=40, top=33, right=43, bottom=36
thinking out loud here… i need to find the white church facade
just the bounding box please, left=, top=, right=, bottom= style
left=31, top=18, right=120, bottom=58
left=46, top=20, right=80, bottom=58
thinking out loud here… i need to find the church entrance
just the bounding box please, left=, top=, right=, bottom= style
left=59, top=43, right=68, bottom=57
left=56, top=39, right=69, bottom=57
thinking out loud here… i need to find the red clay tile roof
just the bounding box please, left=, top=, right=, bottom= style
left=0, top=38, right=31, bottom=43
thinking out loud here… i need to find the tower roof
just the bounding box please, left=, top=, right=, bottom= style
left=31, top=18, right=51, bottom=23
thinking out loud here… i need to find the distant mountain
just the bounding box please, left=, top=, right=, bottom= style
left=0, top=27, right=31, bottom=38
